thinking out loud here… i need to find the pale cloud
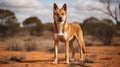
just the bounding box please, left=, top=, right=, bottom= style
left=0, top=0, right=51, bottom=23
left=66, top=0, right=106, bottom=22
left=0, top=0, right=42, bottom=8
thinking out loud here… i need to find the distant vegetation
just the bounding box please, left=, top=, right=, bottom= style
left=82, top=17, right=115, bottom=45
left=0, top=9, right=20, bottom=38
left=0, top=8, right=120, bottom=47
left=23, top=16, right=44, bottom=35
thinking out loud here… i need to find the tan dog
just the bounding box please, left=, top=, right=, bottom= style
left=53, top=3, right=86, bottom=64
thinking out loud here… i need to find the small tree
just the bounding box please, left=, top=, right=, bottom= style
left=92, top=0, right=120, bottom=25
left=0, top=9, right=20, bottom=37
left=23, top=16, right=44, bottom=35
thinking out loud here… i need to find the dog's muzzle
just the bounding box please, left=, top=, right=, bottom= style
left=58, top=17, right=63, bottom=22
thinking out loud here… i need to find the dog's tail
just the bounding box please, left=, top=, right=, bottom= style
left=77, top=33, right=86, bottom=53
left=82, top=42, right=86, bottom=53
left=78, top=25, right=86, bottom=53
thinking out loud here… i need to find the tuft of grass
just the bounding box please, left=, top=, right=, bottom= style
left=6, top=39, right=25, bottom=51
left=25, top=40, right=39, bottom=51
left=37, top=39, right=54, bottom=51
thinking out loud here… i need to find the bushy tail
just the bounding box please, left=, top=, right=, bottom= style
left=77, top=24, right=86, bottom=53
left=82, top=42, right=86, bottom=53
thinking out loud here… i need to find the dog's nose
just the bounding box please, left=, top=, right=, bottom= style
left=59, top=17, right=62, bottom=20
left=58, top=17, right=63, bottom=22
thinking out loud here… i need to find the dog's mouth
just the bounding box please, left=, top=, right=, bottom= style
left=58, top=19, right=63, bottom=22
left=58, top=17, right=63, bottom=22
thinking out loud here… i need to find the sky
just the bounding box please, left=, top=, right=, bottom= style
left=0, top=0, right=119, bottom=24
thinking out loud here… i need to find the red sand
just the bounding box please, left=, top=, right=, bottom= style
left=0, top=45, right=120, bottom=67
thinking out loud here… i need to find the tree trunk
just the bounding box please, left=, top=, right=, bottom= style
left=116, top=21, right=120, bottom=25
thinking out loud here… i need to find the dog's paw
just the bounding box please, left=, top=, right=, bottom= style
left=64, top=61, right=70, bottom=64
left=79, top=59, right=84, bottom=62
left=52, top=61, right=58, bottom=64
left=70, top=58, right=75, bottom=62
left=58, top=32, right=63, bottom=35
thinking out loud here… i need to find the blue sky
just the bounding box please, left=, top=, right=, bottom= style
left=0, top=0, right=119, bottom=24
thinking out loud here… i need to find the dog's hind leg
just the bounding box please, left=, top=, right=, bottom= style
left=76, top=31, right=85, bottom=62
left=69, top=37, right=75, bottom=61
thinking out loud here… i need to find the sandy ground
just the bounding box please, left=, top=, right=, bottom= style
left=0, top=43, right=120, bottom=67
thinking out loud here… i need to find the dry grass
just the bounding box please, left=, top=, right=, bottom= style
left=5, top=33, right=83, bottom=52
left=6, top=39, right=25, bottom=51
left=6, top=31, right=54, bottom=51
left=6, top=31, right=119, bottom=52
left=25, top=40, right=39, bottom=51
left=6, top=38, right=45, bottom=51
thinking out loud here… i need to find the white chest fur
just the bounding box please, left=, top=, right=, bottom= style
left=54, top=32, right=67, bottom=41
left=58, top=23, right=64, bottom=35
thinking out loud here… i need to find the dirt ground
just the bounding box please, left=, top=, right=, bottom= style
left=0, top=42, right=120, bottom=67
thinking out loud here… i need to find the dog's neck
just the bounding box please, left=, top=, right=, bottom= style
left=54, top=20, right=68, bottom=34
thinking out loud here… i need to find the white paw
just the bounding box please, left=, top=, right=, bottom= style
left=64, top=61, right=70, bottom=64
left=70, top=58, right=74, bottom=61
left=79, top=59, right=84, bottom=62
left=52, top=61, right=58, bottom=64
left=58, top=32, right=63, bottom=35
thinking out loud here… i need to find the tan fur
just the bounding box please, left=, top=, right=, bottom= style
left=53, top=3, right=86, bottom=64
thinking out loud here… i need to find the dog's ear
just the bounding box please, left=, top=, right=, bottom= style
left=62, top=3, right=67, bottom=11
left=53, top=3, right=58, bottom=10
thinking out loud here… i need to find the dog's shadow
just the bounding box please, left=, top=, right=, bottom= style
left=21, top=60, right=52, bottom=63
left=20, top=57, right=65, bottom=63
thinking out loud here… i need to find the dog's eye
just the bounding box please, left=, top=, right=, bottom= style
left=61, top=13, right=64, bottom=15
left=55, top=13, right=59, bottom=16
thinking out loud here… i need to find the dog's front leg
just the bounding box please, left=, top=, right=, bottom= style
left=58, top=23, right=63, bottom=35
left=65, top=41, right=70, bottom=64
left=53, top=40, right=59, bottom=64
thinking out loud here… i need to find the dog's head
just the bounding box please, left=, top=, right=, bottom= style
left=53, top=3, right=67, bottom=23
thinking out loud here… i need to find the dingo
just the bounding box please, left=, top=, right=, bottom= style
left=53, top=3, right=86, bottom=64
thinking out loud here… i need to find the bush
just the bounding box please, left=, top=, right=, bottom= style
left=83, top=17, right=115, bottom=45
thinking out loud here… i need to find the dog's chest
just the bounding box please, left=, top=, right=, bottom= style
left=54, top=32, right=67, bottom=42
